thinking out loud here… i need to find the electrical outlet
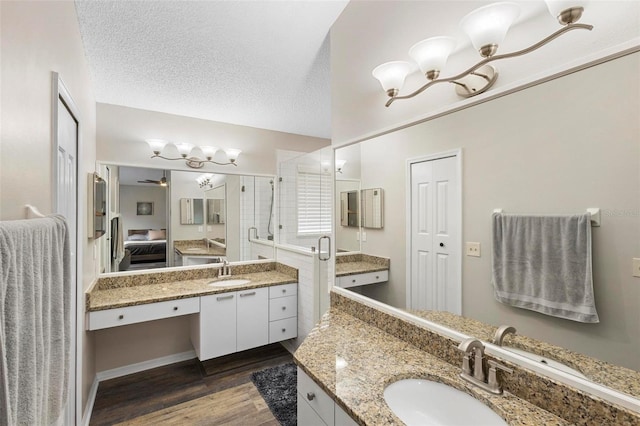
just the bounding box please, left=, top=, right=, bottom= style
left=362, top=232, right=367, bottom=242
left=633, top=258, right=640, bottom=277
left=466, top=242, right=481, bottom=257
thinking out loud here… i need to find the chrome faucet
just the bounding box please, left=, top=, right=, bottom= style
left=492, top=325, right=516, bottom=346
left=219, top=259, right=231, bottom=277
left=457, top=338, right=513, bottom=395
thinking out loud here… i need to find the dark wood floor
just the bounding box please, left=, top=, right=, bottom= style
left=90, top=343, right=293, bottom=425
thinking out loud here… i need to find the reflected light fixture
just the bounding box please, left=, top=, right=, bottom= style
left=372, top=1, right=592, bottom=107
left=146, top=139, right=241, bottom=168
left=196, top=173, right=214, bottom=188
left=335, top=159, right=347, bottom=174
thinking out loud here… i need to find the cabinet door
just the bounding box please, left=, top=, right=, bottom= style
left=297, top=396, right=328, bottom=426
left=200, top=293, right=236, bottom=360
left=236, top=287, right=269, bottom=352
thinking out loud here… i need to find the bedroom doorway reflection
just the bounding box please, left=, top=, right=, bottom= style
left=113, top=166, right=170, bottom=272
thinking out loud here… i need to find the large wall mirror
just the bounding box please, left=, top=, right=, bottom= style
left=332, top=54, right=640, bottom=405
left=97, top=164, right=275, bottom=274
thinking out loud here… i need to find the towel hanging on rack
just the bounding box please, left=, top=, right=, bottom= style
left=0, top=215, right=70, bottom=425
left=491, top=212, right=599, bottom=323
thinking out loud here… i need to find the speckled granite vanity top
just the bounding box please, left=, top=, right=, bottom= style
left=335, top=253, right=390, bottom=276
left=411, top=310, right=640, bottom=400
left=294, top=309, right=567, bottom=425
left=87, top=262, right=297, bottom=312
left=174, top=239, right=226, bottom=256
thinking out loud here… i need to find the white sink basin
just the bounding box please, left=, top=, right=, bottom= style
left=384, top=379, right=507, bottom=426
left=504, top=347, right=587, bottom=379
left=208, top=279, right=251, bottom=288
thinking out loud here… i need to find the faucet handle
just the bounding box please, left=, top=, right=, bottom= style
left=487, top=360, right=513, bottom=393
left=488, top=360, right=513, bottom=373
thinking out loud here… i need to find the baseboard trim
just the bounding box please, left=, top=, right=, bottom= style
left=96, top=350, right=197, bottom=382
left=81, top=376, right=99, bottom=426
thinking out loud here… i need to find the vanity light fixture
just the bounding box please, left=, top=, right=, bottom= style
left=196, top=173, right=215, bottom=188
left=372, top=1, right=593, bottom=107
left=146, top=139, right=241, bottom=168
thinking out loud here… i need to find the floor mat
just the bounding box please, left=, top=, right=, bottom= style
left=250, top=363, right=297, bottom=426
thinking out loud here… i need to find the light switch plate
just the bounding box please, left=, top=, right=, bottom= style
left=633, top=258, right=640, bottom=277
left=362, top=232, right=367, bottom=242
left=466, top=242, right=481, bottom=257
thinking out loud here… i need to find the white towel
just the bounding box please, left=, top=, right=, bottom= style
left=492, top=212, right=599, bottom=323
left=0, top=215, right=70, bottom=425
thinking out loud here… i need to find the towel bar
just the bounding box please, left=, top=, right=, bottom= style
left=493, top=208, right=600, bottom=227
left=24, top=204, right=46, bottom=219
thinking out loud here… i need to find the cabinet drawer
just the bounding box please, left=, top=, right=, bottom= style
left=269, top=283, right=297, bottom=299
left=297, top=367, right=334, bottom=426
left=298, top=396, right=328, bottom=426
left=269, top=317, right=297, bottom=343
left=269, top=295, right=297, bottom=321
left=88, top=297, right=199, bottom=330
left=337, top=270, right=388, bottom=289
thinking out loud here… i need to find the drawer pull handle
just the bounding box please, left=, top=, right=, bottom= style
left=217, top=295, right=234, bottom=301
left=282, top=306, right=286, bottom=311
left=282, top=289, right=286, bottom=293
left=282, top=328, right=286, bottom=333
left=118, top=315, right=124, bottom=320
left=240, top=291, right=256, bottom=297
left=306, top=392, right=315, bottom=401
left=352, top=279, right=356, bottom=283
left=173, top=306, right=178, bottom=311
left=376, top=276, right=379, bottom=279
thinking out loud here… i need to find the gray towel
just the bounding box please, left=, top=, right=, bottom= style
left=0, top=215, right=70, bottom=425
left=491, top=212, right=599, bottom=323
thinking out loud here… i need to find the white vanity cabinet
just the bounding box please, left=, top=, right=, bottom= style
left=192, top=283, right=297, bottom=361
left=236, top=288, right=269, bottom=352
left=297, top=367, right=358, bottom=426
left=269, top=283, right=298, bottom=343
left=194, top=293, right=237, bottom=359
left=87, top=297, right=200, bottom=331
left=336, top=269, right=388, bottom=289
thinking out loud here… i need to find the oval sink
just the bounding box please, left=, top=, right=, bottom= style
left=208, top=279, right=251, bottom=288
left=504, top=347, right=587, bottom=379
left=384, top=379, right=507, bottom=426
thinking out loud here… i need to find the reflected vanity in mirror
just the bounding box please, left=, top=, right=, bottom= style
left=96, top=164, right=276, bottom=274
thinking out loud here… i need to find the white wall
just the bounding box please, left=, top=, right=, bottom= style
left=170, top=170, right=208, bottom=241
left=336, top=52, right=640, bottom=371
left=0, top=0, right=98, bottom=418
left=119, top=185, right=167, bottom=236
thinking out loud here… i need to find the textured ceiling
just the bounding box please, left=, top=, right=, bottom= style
left=74, top=1, right=349, bottom=139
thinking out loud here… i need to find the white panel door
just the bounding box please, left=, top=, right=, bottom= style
left=55, top=93, right=78, bottom=424
left=410, top=155, right=460, bottom=314
left=236, top=287, right=269, bottom=351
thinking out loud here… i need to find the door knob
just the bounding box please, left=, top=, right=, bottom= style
left=439, top=242, right=445, bottom=247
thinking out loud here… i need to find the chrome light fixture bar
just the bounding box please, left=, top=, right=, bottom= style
left=373, top=1, right=593, bottom=107
left=146, top=139, right=241, bottom=168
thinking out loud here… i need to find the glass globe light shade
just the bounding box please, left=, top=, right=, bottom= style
left=372, top=61, right=416, bottom=96
left=544, top=0, right=586, bottom=24
left=175, top=142, right=194, bottom=157
left=199, top=146, right=218, bottom=159
left=460, top=2, right=520, bottom=56
left=224, top=148, right=242, bottom=162
left=408, top=36, right=457, bottom=78
left=146, top=139, right=168, bottom=154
